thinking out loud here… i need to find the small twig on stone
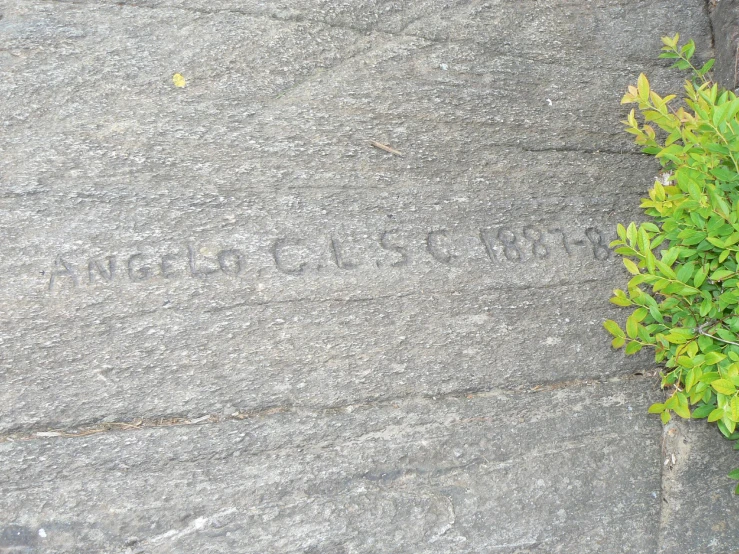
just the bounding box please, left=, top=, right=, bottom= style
left=369, top=140, right=403, bottom=156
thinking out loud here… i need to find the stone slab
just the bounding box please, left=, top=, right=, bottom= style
left=0, top=0, right=712, bottom=189
left=1, top=162, right=656, bottom=431
left=659, top=419, right=739, bottom=554
left=0, top=380, right=661, bottom=554
left=711, top=0, right=739, bottom=91
left=0, top=0, right=710, bottom=431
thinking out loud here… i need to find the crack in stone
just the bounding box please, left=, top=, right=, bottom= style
left=0, top=371, right=656, bottom=444
left=521, top=145, right=646, bottom=157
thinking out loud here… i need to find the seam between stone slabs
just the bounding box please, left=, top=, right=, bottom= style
left=657, top=423, right=669, bottom=554
left=705, top=0, right=717, bottom=50
left=0, top=144, right=650, bottom=200
left=655, top=418, right=690, bottom=553
left=38, top=279, right=617, bottom=328
left=520, top=145, right=645, bottom=157
left=0, top=370, right=657, bottom=444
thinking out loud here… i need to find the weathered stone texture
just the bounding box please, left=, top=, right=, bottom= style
left=659, top=419, right=739, bottom=554
left=0, top=0, right=710, bottom=430
left=0, top=381, right=661, bottom=554
left=1, top=0, right=736, bottom=552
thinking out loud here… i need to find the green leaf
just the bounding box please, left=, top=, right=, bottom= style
left=682, top=231, right=707, bottom=246
left=662, top=248, right=679, bottom=267
left=700, top=371, right=720, bottom=384
left=712, top=379, right=737, bottom=395
left=665, top=329, right=695, bottom=344
left=729, top=467, right=739, bottom=480
left=704, top=352, right=727, bottom=365
left=637, top=73, right=650, bottom=102
left=642, top=222, right=660, bottom=233
left=665, top=395, right=678, bottom=410
left=604, top=320, right=624, bottom=337
left=626, top=316, right=639, bottom=339
left=694, top=265, right=707, bottom=288
left=714, top=100, right=732, bottom=126
left=673, top=398, right=691, bottom=419
left=698, top=334, right=714, bottom=351
left=638, top=228, right=651, bottom=255
left=699, top=58, right=715, bottom=76
left=648, top=304, right=664, bottom=323
left=723, top=414, right=736, bottom=435
left=648, top=403, right=665, bottom=414
left=632, top=307, right=648, bottom=322
left=710, top=268, right=734, bottom=281
left=719, top=419, right=733, bottom=437
left=656, top=259, right=677, bottom=279
left=677, top=262, right=696, bottom=284
left=706, top=236, right=726, bottom=248
left=625, top=341, right=643, bottom=355
left=691, top=404, right=714, bottom=418
left=685, top=367, right=698, bottom=392
left=623, top=258, right=640, bottom=275
left=626, top=222, right=638, bottom=246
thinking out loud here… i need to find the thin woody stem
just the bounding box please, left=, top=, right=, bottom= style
left=697, top=329, right=739, bottom=347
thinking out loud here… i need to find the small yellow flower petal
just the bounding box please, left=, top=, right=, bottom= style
left=172, top=73, right=186, bottom=88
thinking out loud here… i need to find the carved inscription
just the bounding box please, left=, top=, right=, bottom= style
left=379, top=230, right=408, bottom=268
left=47, top=225, right=612, bottom=290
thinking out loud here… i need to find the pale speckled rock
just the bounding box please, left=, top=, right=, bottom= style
left=711, top=0, right=739, bottom=90
left=0, top=0, right=710, bottom=430
left=0, top=0, right=732, bottom=552
left=0, top=381, right=661, bottom=554
left=659, top=419, right=739, bottom=554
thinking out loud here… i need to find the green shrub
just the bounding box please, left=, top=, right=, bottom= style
left=605, top=34, right=739, bottom=492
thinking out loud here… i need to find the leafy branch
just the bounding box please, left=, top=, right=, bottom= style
left=606, top=34, right=739, bottom=493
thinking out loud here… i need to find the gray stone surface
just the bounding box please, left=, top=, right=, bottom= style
left=711, top=0, right=739, bottom=90
left=660, top=419, right=739, bottom=554
left=2, top=180, right=655, bottom=430
left=0, top=380, right=661, bottom=554
left=1, top=0, right=737, bottom=552
left=0, top=0, right=709, bottom=430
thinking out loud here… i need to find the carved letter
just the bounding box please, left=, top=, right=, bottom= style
left=330, top=238, right=357, bottom=270
left=88, top=256, right=116, bottom=284
left=48, top=256, right=78, bottom=290
left=426, top=230, right=454, bottom=264
left=187, top=244, right=219, bottom=278
left=160, top=254, right=179, bottom=279
left=127, top=254, right=153, bottom=282
left=218, top=248, right=244, bottom=276
left=379, top=230, right=409, bottom=267
left=271, top=238, right=307, bottom=275
left=479, top=229, right=497, bottom=262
